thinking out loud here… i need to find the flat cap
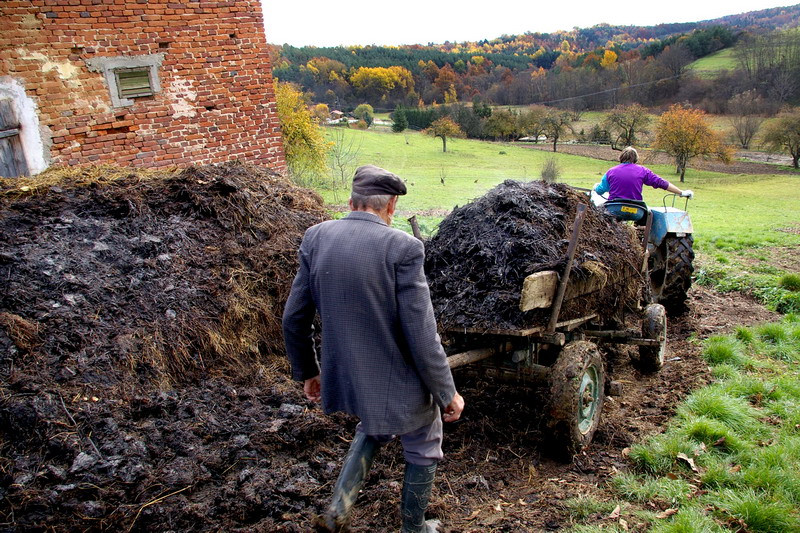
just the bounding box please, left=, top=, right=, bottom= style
left=352, top=165, right=407, bottom=196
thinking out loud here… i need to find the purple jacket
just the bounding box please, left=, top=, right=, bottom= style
left=595, top=163, right=670, bottom=201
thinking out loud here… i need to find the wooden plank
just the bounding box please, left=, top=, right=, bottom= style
left=447, top=342, right=513, bottom=369
left=519, top=270, right=558, bottom=311
left=444, top=314, right=597, bottom=338
left=519, top=261, right=608, bottom=312
left=0, top=100, right=19, bottom=129
left=0, top=135, right=28, bottom=178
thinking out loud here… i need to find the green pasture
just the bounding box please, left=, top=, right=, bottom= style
left=687, top=48, right=739, bottom=78
left=320, top=127, right=799, bottom=247
left=318, top=126, right=800, bottom=310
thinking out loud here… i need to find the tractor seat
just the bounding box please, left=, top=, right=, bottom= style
left=603, top=198, right=649, bottom=223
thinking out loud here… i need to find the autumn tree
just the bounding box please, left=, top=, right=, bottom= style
left=310, top=103, right=330, bottom=123
left=517, top=106, right=548, bottom=143
left=761, top=110, right=800, bottom=169
left=603, top=104, right=652, bottom=150
left=485, top=109, right=518, bottom=141
left=543, top=109, right=575, bottom=152
left=275, top=82, right=331, bottom=185
left=353, top=104, right=374, bottom=127
left=654, top=104, right=733, bottom=181
left=349, top=66, right=414, bottom=105
left=425, top=117, right=464, bottom=153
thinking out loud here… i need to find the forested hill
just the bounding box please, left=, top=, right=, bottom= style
left=270, top=4, right=800, bottom=112
left=271, top=4, right=799, bottom=60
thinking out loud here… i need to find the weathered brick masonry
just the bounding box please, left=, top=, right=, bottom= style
left=0, top=0, right=286, bottom=173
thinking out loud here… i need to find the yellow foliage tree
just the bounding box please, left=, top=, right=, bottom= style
left=600, top=50, right=618, bottom=69
left=275, top=82, right=330, bottom=185
left=349, top=66, right=414, bottom=103
left=425, top=117, right=464, bottom=153
left=654, top=104, right=733, bottom=182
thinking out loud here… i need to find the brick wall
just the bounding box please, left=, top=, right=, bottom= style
left=0, top=0, right=286, bottom=172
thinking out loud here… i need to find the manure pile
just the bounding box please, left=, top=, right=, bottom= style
left=0, top=161, right=326, bottom=385
left=0, top=162, right=333, bottom=531
left=425, top=180, right=644, bottom=331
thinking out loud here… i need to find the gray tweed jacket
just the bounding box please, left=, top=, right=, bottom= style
left=282, top=211, right=456, bottom=435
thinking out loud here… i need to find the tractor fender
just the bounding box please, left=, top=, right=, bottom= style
left=649, top=207, right=693, bottom=247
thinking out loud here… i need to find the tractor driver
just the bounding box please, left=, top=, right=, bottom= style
left=594, top=146, right=693, bottom=203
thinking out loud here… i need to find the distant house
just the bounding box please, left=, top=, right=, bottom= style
left=0, top=0, right=286, bottom=177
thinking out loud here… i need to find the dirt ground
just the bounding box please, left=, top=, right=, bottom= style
left=0, top=164, right=783, bottom=533
left=521, top=143, right=799, bottom=176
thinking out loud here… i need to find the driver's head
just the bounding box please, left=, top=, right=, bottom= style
left=619, top=147, right=638, bottom=164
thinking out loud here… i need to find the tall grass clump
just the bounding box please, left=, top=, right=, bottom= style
left=540, top=156, right=561, bottom=183
left=778, top=273, right=800, bottom=291
left=711, top=489, right=800, bottom=532
left=702, top=335, right=748, bottom=367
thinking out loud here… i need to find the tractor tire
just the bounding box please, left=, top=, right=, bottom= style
left=635, top=303, right=667, bottom=373
left=650, top=234, right=694, bottom=315
left=547, top=341, right=605, bottom=461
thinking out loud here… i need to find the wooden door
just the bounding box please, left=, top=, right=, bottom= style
left=0, top=100, right=29, bottom=178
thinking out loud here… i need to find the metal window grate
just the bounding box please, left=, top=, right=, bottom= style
left=115, top=68, right=153, bottom=99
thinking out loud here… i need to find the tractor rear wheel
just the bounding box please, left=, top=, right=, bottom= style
left=548, top=341, right=605, bottom=460
left=650, top=234, right=694, bottom=315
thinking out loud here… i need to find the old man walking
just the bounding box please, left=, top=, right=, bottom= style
left=282, top=165, right=465, bottom=532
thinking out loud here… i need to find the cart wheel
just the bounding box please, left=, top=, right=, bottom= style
left=636, top=303, right=667, bottom=373
left=548, top=341, right=605, bottom=460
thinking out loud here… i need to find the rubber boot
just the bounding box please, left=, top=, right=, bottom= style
left=400, top=463, right=437, bottom=533
left=314, top=432, right=380, bottom=532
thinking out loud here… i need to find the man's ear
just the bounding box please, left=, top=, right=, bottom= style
left=387, top=196, right=398, bottom=214
left=348, top=198, right=355, bottom=210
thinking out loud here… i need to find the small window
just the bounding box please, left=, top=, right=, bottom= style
left=115, top=68, right=153, bottom=99
left=86, top=53, right=164, bottom=108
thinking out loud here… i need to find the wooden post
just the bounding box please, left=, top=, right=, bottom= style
left=407, top=215, right=422, bottom=241
left=547, top=203, right=587, bottom=333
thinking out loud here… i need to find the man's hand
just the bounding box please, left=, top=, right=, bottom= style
left=304, top=375, right=321, bottom=403
left=443, top=392, right=464, bottom=423
left=680, top=189, right=694, bottom=199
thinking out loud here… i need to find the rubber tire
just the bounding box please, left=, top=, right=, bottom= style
left=650, top=234, right=694, bottom=315
left=547, top=341, right=605, bottom=461
left=636, top=303, right=667, bottom=373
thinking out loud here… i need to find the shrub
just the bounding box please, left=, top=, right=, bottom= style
left=540, top=157, right=561, bottom=183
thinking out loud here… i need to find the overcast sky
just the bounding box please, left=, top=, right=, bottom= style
left=260, top=1, right=795, bottom=47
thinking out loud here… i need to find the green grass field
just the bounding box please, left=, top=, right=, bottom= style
left=320, top=128, right=799, bottom=246
left=687, top=48, right=739, bottom=79
left=317, top=126, right=800, bottom=310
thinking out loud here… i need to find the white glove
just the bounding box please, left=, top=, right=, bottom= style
left=680, top=190, right=694, bottom=199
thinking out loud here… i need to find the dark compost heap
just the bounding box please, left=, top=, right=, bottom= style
left=0, top=162, right=333, bottom=531
left=425, top=180, right=645, bottom=331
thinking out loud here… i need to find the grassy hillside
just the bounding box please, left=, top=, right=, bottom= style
left=687, top=47, right=740, bottom=78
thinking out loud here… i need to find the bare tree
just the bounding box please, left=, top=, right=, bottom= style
left=603, top=103, right=652, bottom=150
left=543, top=109, right=574, bottom=152
left=657, top=43, right=694, bottom=78
left=727, top=90, right=765, bottom=149
left=328, top=126, right=362, bottom=189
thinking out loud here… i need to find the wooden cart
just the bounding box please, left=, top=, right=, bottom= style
left=439, top=204, right=667, bottom=458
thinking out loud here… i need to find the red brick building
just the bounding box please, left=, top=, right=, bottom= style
left=0, top=0, right=286, bottom=177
